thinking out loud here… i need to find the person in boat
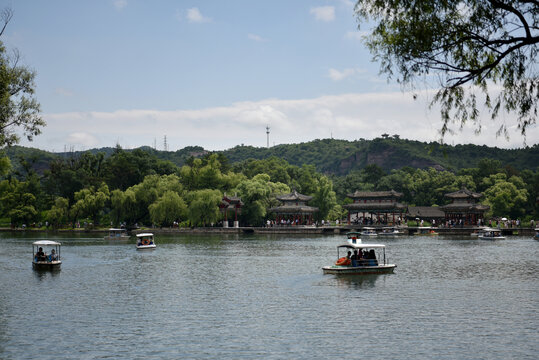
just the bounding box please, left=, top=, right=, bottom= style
left=49, top=249, right=58, bottom=261
left=351, top=250, right=359, bottom=266
left=35, top=247, right=46, bottom=262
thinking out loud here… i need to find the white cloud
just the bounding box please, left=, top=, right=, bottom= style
left=310, top=6, right=335, bottom=22
left=113, top=0, right=127, bottom=10
left=186, top=8, right=212, bottom=23
left=248, top=33, right=268, bottom=42
left=328, top=68, right=358, bottom=81
left=66, top=132, right=99, bottom=147
left=30, top=91, right=535, bottom=152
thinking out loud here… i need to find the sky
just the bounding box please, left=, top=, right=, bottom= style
left=2, top=0, right=537, bottom=152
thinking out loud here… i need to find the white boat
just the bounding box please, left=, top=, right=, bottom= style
left=470, top=227, right=492, bottom=237
left=360, top=227, right=378, bottom=236
left=136, top=233, right=156, bottom=250
left=379, top=226, right=404, bottom=236
left=535, top=228, right=539, bottom=240
left=104, top=228, right=130, bottom=240
left=32, top=240, right=62, bottom=271
left=322, top=235, right=396, bottom=275
left=478, top=228, right=505, bottom=240
left=414, top=226, right=439, bottom=236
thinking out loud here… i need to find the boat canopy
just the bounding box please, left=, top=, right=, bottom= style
left=33, top=240, right=61, bottom=246
left=109, top=228, right=126, bottom=231
left=481, top=227, right=501, bottom=232
left=136, top=233, right=154, bottom=238
left=338, top=243, right=385, bottom=249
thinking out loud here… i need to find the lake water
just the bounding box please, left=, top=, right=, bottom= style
left=0, top=232, right=537, bottom=359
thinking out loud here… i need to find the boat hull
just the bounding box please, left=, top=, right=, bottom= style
left=104, top=235, right=130, bottom=241
left=322, top=264, right=396, bottom=275
left=32, top=261, right=61, bottom=271
left=478, top=236, right=505, bottom=240
left=136, top=244, right=156, bottom=250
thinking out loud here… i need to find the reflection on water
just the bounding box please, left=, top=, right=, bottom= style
left=0, top=233, right=537, bottom=359
left=333, top=274, right=384, bottom=289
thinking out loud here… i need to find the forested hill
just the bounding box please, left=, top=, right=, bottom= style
left=220, top=138, right=538, bottom=174
left=4, top=138, right=538, bottom=176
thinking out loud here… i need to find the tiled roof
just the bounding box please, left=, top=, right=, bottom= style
left=268, top=205, right=319, bottom=213
left=343, top=202, right=407, bottom=211
left=444, top=188, right=482, bottom=199
left=276, top=190, right=313, bottom=202
left=347, top=190, right=403, bottom=199
left=406, top=206, right=446, bottom=218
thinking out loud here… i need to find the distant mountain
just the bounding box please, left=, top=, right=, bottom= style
left=219, top=138, right=539, bottom=174
left=3, top=138, right=538, bottom=177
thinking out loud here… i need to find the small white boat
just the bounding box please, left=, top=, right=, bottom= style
left=32, top=240, right=62, bottom=271
left=136, top=233, right=156, bottom=250
left=414, top=226, right=439, bottom=236
left=379, top=226, right=404, bottom=236
left=470, top=227, right=491, bottom=237
left=104, top=228, right=130, bottom=240
left=535, top=228, right=539, bottom=240
left=360, top=227, right=378, bottom=236
left=322, top=235, right=396, bottom=275
left=478, top=228, right=505, bottom=240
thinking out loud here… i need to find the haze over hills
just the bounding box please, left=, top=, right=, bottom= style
left=4, top=137, right=538, bottom=177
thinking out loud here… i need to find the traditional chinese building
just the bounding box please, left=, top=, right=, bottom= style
left=406, top=206, right=445, bottom=223
left=268, top=190, right=318, bottom=225
left=343, top=190, right=407, bottom=225
left=439, top=188, right=489, bottom=226
left=219, top=194, right=243, bottom=228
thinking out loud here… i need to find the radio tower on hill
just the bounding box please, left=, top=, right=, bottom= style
left=266, top=125, right=270, bottom=148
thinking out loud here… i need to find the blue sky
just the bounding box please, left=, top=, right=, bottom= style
left=3, top=0, right=536, bottom=152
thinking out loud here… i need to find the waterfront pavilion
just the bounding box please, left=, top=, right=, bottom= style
left=219, top=194, right=243, bottom=228
left=439, top=188, right=489, bottom=226
left=268, top=190, right=318, bottom=225
left=406, top=206, right=445, bottom=224
left=343, top=190, right=407, bottom=225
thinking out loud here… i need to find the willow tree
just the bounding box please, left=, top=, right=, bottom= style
left=0, top=8, right=44, bottom=147
left=355, top=0, right=538, bottom=139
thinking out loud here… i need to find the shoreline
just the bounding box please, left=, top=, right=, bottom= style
left=1, top=226, right=535, bottom=236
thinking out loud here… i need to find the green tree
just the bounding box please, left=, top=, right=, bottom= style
left=310, top=175, right=337, bottom=222
left=0, top=178, right=37, bottom=226
left=110, top=189, right=138, bottom=226
left=186, top=189, right=222, bottom=226
left=70, top=183, right=110, bottom=226
left=482, top=174, right=528, bottom=218
left=45, top=197, right=69, bottom=229
left=355, top=0, right=538, bottom=138
left=103, top=147, right=177, bottom=191
left=0, top=8, right=44, bottom=147
left=0, top=153, right=10, bottom=176
left=234, top=174, right=290, bottom=226
left=149, top=190, right=187, bottom=227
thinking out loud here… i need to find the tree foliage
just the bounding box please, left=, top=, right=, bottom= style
left=0, top=8, right=44, bottom=147
left=186, top=189, right=222, bottom=226
left=355, top=0, right=538, bottom=138
left=70, top=183, right=110, bottom=226
left=149, top=190, right=187, bottom=227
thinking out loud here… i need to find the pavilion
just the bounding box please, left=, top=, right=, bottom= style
left=343, top=190, right=407, bottom=225
left=219, top=194, right=243, bottom=228
left=268, top=190, right=318, bottom=225
left=439, top=188, right=489, bottom=226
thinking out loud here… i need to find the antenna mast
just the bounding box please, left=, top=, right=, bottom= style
left=266, top=125, right=270, bottom=148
